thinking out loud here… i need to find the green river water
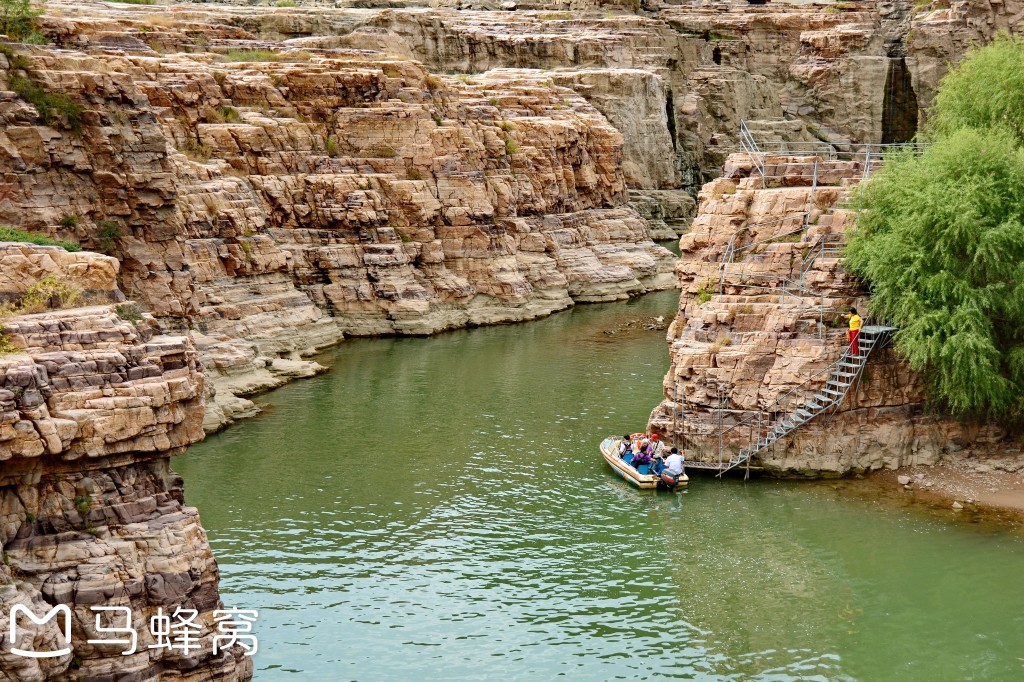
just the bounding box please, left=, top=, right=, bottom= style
left=177, top=290, right=1024, bottom=681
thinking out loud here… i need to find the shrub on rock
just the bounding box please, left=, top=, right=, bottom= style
left=848, top=34, right=1024, bottom=420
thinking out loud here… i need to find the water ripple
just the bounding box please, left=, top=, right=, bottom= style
left=180, top=292, right=1024, bottom=680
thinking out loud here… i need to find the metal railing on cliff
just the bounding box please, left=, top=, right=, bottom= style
left=674, top=123, right=920, bottom=474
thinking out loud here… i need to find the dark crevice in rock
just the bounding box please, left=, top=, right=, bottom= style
left=665, top=87, right=677, bottom=151
left=882, top=57, right=918, bottom=144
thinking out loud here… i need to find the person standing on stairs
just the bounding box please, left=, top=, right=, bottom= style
left=845, top=307, right=862, bottom=357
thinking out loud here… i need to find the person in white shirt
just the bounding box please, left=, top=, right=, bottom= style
left=664, top=447, right=685, bottom=476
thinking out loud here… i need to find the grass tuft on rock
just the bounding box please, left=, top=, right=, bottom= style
left=0, top=0, right=46, bottom=44
left=219, top=49, right=310, bottom=63
left=0, top=226, right=80, bottom=251
left=115, top=303, right=143, bottom=323
left=9, top=75, right=84, bottom=133
left=205, top=105, right=242, bottom=123
left=96, top=221, right=123, bottom=253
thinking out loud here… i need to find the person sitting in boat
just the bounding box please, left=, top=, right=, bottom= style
left=632, top=438, right=653, bottom=468
left=664, top=447, right=685, bottom=477
left=618, top=434, right=632, bottom=458
left=649, top=433, right=664, bottom=458
left=630, top=437, right=645, bottom=457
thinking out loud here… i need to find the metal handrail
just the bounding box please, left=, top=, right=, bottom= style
left=757, top=142, right=837, bottom=159
left=720, top=226, right=806, bottom=293
left=716, top=366, right=830, bottom=462
left=798, top=233, right=845, bottom=284
left=716, top=333, right=868, bottom=464
left=721, top=217, right=798, bottom=254
left=847, top=142, right=930, bottom=181
left=757, top=159, right=828, bottom=178
left=719, top=275, right=845, bottom=298
left=694, top=123, right=913, bottom=474
left=739, top=121, right=767, bottom=188
left=732, top=226, right=805, bottom=257
left=846, top=141, right=930, bottom=154
left=737, top=121, right=839, bottom=191
left=803, top=158, right=819, bottom=228
left=739, top=121, right=931, bottom=183
left=720, top=220, right=790, bottom=288
left=736, top=127, right=835, bottom=179
left=717, top=216, right=798, bottom=293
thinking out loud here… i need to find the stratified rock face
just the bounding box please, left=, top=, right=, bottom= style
left=661, top=3, right=902, bottom=145
left=908, top=0, right=1024, bottom=117
left=0, top=244, right=124, bottom=307
left=648, top=153, right=987, bottom=476
left=350, top=7, right=777, bottom=190
left=2, top=1, right=1018, bottom=433
left=658, top=1, right=1022, bottom=143
left=0, top=246, right=252, bottom=681
left=2, top=3, right=687, bottom=428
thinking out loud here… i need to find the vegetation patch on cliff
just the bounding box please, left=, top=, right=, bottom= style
left=7, top=72, right=85, bottom=133
left=218, top=49, right=310, bottom=63
left=0, top=273, right=82, bottom=353
left=17, top=274, right=81, bottom=313
left=0, top=226, right=80, bottom=251
left=847, top=35, right=1024, bottom=420
left=0, top=0, right=45, bottom=44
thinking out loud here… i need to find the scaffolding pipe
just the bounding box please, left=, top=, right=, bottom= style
left=804, top=158, right=819, bottom=229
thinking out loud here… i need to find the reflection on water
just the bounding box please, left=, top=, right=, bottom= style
left=178, top=291, right=1024, bottom=680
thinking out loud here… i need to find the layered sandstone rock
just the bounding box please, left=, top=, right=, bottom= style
left=648, top=152, right=987, bottom=475
left=0, top=245, right=251, bottom=680
left=2, top=0, right=1019, bottom=433
left=2, top=4, right=683, bottom=428
left=0, top=244, right=123, bottom=307
left=908, top=0, right=1024, bottom=117
left=660, top=2, right=912, bottom=145
left=351, top=6, right=777, bottom=192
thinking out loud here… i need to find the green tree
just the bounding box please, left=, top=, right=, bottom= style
left=0, top=0, right=44, bottom=44
left=847, top=35, right=1024, bottom=419
left=929, top=34, right=1024, bottom=144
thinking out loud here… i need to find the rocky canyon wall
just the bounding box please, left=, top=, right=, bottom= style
left=909, top=0, right=1024, bottom=118
left=640, top=1, right=1024, bottom=475
left=0, top=245, right=251, bottom=680
left=2, top=1, right=1017, bottom=429
left=648, top=153, right=1006, bottom=475
left=2, top=0, right=1020, bottom=433
left=3, top=2, right=684, bottom=428
left=1, top=2, right=1021, bottom=678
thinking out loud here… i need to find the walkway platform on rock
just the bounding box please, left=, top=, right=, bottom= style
left=680, top=325, right=898, bottom=477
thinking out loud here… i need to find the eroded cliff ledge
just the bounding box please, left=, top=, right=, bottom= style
left=648, top=153, right=1008, bottom=476
left=2, top=2, right=695, bottom=429
left=2, top=0, right=1020, bottom=431
left=0, top=245, right=252, bottom=680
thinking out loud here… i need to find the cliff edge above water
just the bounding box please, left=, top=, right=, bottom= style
left=0, top=244, right=252, bottom=680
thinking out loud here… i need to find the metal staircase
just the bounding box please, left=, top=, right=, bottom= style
left=672, top=123, right=922, bottom=477
left=715, top=325, right=897, bottom=477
